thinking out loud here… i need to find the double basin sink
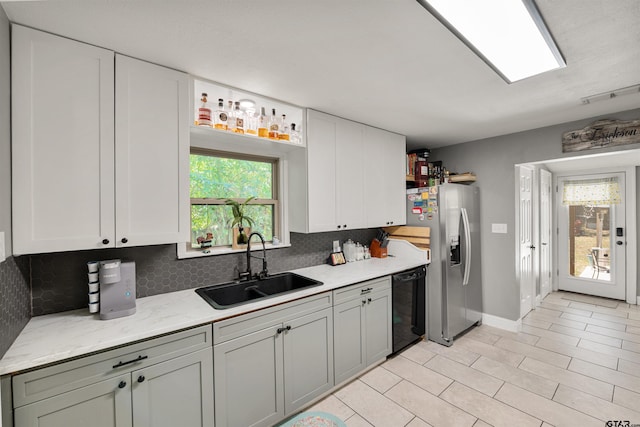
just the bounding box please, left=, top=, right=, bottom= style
left=196, top=272, right=323, bottom=309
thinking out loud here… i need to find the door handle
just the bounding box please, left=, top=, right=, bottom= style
left=529, top=245, right=536, bottom=250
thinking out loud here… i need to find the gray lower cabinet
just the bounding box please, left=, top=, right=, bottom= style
left=213, top=292, right=334, bottom=427
left=11, top=325, right=213, bottom=427
left=14, top=374, right=133, bottom=427
left=333, top=276, right=392, bottom=385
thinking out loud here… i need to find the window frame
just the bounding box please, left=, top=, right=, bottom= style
left=178, top=148, right=289, bottom=258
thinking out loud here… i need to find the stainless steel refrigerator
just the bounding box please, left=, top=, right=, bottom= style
left=407, top=184, right=482, bottom=346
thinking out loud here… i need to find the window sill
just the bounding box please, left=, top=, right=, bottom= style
left=177, top=242, right=291, bottom=259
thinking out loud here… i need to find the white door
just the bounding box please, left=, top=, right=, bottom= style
left=539, top=169, right=552, bottom=300
left=11, top=25, right=115, bottom=255
left=306, top=110, right=338, bottom=232
left=558, top=173, right=626, bottom=300
left=518, top=166, right=535, bottom=317
left=115, top=55, right=189, bottom=247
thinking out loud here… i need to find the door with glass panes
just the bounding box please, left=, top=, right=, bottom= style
left=557, top=173, right=626, bottom=300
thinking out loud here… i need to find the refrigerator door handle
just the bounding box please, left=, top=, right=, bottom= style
left=461, top=207, right=471, bottom=286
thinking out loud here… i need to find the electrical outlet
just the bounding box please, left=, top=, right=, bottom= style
left=332, top=240, right=340, bottom=252
left=0, top=231, right=5, bottom=263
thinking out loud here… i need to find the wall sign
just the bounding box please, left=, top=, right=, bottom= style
left=562, top=119, right=640, bottom=153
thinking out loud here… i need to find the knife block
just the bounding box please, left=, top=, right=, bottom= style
left=370, top=239, right=388, bottom=258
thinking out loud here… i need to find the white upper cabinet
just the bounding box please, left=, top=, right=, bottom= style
left=289, top=110, right=365, bottom=233
left=289, top=109, right=405, bottom=233
left=364, top=126, right=407, bottom=228
left=12, top=25, right=115, bottom=255
left=115, top=54, right=189, bottom=248
left=11, top=26, right=189, bottom=254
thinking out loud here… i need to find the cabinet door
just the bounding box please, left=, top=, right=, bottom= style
left=333, top=298, right=366, bottom=385
left=306, top=110, right=338, bottom=232
left=214, top=325, right=284, bottom=427
left=11, top=25, right=115, bottom=255
left=14, top=375, right=132, bottom=427
left=283, top=307, right=334, bottom=415
left=364, top=126, right=407, bottom=228
left=115, top=55, right=189, bottom=247
left=365, top=288, right=393, bottom=365
left=131, top=348, right=213, bottom=427
left=335, top=118, right=365, bottom=230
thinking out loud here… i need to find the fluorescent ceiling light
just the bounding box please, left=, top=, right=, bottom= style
left=417, top=0, right=565, bottom=83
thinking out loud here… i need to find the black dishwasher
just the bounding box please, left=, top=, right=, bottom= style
left=392, top=266, right=426, bottom=354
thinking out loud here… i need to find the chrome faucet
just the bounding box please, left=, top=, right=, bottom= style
left=241, top=232, right=268, bottom=280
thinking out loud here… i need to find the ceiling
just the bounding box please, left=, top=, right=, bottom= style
left=2, top=0, right=639, bottom=149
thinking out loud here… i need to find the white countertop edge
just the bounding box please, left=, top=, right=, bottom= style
left=0, top=239, right=428, bottom=376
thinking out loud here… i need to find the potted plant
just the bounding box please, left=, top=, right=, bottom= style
left=224, top=197, right=256, bottom=248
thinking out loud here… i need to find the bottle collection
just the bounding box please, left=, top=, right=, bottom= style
left=195, top=93, right=302, bottom=144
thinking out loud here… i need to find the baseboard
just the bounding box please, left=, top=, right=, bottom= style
left=637, top=296, right=640, bottom=306
left=535, top=294, right=542, bottom=306
left=481, top=313, right=522, bottom=332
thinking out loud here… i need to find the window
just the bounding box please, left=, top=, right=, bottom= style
left=189, top=149, right=279, bottom=249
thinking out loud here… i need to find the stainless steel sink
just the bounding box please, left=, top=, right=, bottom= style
left=195, top=272, right=323, bottom=309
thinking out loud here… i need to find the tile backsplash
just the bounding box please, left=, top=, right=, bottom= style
left=30, top=230, right=379, bottom=316
left=0, top=256, right=30, bottom=357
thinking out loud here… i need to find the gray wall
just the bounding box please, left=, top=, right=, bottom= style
left=431, top=107, right=640, bottom=321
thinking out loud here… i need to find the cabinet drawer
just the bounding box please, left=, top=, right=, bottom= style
left=214, top=292, right=332, bottom=345
left=332, top=276, right=390, bottom=305
left=12, top=325, right=212, bottom=407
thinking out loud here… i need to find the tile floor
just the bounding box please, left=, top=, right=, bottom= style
left=307, top=291, right=640, bottom=427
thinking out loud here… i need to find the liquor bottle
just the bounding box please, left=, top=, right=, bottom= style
left=226, top=100, right=236, bottom=132
left=268, top=108, right=280, bottom=140
left=214, top=98, right=228, bottom=131
left=278, top=114, right=290, bottom=141
left=245, top=107, right=258, bottom=135
left=290, top=123, right=301, bottom=144
left=196, top=93, right=212, bottom=127
left=257, top=107, right=269, bottom=138
left=231, top=101, right=245, bottom=134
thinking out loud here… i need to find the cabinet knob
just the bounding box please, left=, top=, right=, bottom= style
left=344, top=224, right=347, bottom=228
left=390, top=221, right=394, bottom=225
left=367, top=298, right=372, bottom=304
left=121, top=237, right=128, bottom=244
left=102, top=239, right=110, bottom=245
left=137, top=375, right=145, bottom=383
left=386, top=222, right=390, bottom=225
left=118, top=381, right=126, bottom=389
left=337, top=225, right=341, bottom=229
left=362, top=300, right=366, bottom=305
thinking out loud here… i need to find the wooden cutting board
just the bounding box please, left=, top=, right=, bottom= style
left=383, top=226, right=430, bottom=250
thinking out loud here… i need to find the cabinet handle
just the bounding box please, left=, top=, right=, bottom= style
left=362, top=300, right=366, bottom=305
left=137, top=375, right=145, bottom=383
left=112, top=355, right=148, bottom=369
left=277, top=325, right=292, bottom=334
left=360, top=287, right=373, bottom=294
left=367, top=298, right=372, bottom=304
left=102, top=239, right=110, bottom=245
left=121, top=237, right=128, bottom=244
left=118, top=381, right=127, bottom=389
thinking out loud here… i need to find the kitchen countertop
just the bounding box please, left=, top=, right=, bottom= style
left=0, top=239, right=428, bottom=376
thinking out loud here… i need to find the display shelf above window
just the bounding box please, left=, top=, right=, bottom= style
left=191, top=78, right=306, bottom=153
